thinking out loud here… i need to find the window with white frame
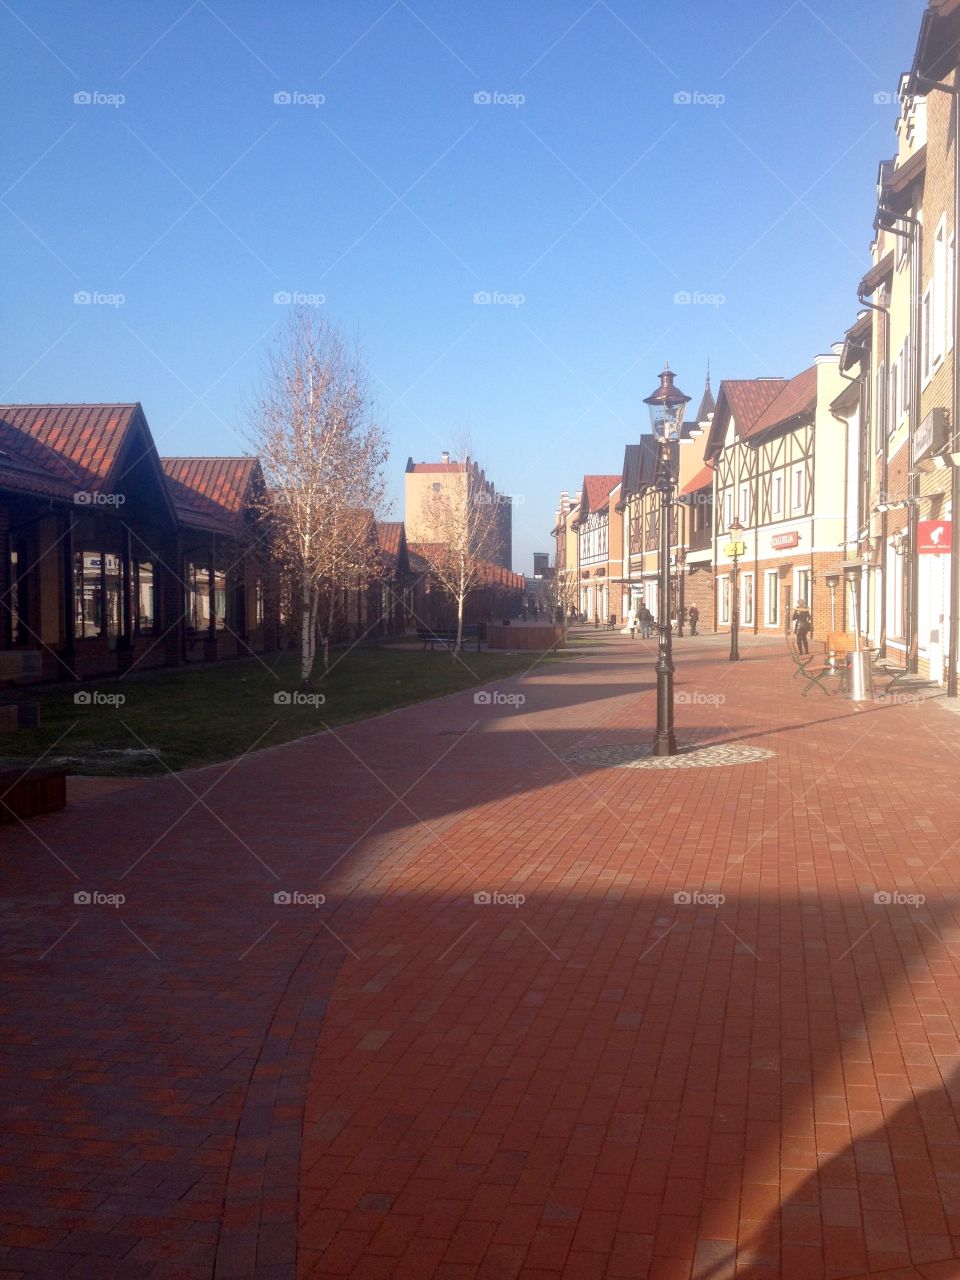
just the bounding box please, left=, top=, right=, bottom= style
left=723, top=490, right=733, bottom=530
left=948, top=234, right=955, bottom=352
left=765, top=570, right=779, bottom=627
left=901, top=339, right=910, bottom=420
left=889, top=356, right=898, bottom=430
left=718, top=574, right=730, bottom=624
left=795, top=568, right=811, bottom=610
left=923, top=286, right=933, bottom=381
left=791, top=465, right=805, bottom=513
left=772, top=472, right=783, bottom=517
left=886, top=546, right=905, bottom=639
left=739, top=483, right=750, bottom=523
left=934, top=215, right=947, bottom=366
left=741, top=572, right=754, bottom=626
left=877, top=362, right=886, bottom=443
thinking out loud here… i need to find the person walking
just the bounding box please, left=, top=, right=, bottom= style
left=688, top=605, right=699, bottom=636
left=792, top=601, right=813, bottom=655
left=639, top=605, right=653, bottom=638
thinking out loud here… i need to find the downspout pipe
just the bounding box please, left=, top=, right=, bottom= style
left=858, top=285, right=891, bottom=656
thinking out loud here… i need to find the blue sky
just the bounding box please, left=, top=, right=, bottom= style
left=1, top=0, right=925, bottom=570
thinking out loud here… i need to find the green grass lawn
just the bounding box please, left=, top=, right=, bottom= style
left=1, top=646, right=568, bottom=777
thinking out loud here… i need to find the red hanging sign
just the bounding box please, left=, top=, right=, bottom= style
left=918, top=520, right=951, bottom=553
left=771, top=531, right=799, bottom=549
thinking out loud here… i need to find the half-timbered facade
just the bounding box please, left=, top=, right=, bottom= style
left=706, top=359, right=847, bottom=635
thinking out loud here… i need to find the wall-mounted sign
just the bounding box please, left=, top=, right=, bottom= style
left=918, top=520, right=951, bottom=554
left=724, top=540, right=746, bottom=557
left=913, top=408, right=949, bottom=466
left=771, top=531, right=800, bottom=549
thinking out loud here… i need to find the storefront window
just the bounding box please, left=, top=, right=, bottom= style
left=136, top=560, right=155, bottom=634
left=213, top=569, right=227, bottom=630
left=185, top=562, right=209, bottom=631
left=718, top=574, right=730, bottom=625
left=742, top=573, right=754, bottom=626
left=74, top=551, right=104, bottom=638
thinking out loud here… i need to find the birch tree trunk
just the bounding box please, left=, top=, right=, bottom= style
left=301, top=578, right=314, bottom=686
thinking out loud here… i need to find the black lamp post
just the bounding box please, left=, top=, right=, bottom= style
left=643, top=364, right=690, bottom=757
left=728, top=516, right=743, bottom=663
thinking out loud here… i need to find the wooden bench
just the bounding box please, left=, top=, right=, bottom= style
left=417, top=625, right=482, bottom=652
left=0, top=765, right=67, bottom=823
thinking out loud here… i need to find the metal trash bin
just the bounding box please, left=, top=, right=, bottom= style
left=845, top=650, right=875, bottom=701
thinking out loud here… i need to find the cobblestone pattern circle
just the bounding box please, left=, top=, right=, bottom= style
left=564, top=742, right=776, bottom=769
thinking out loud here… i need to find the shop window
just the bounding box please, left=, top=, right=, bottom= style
left=135, top=560, right=155, bottom=634
left=765, top=570, right=779, bottom=627
left=718, top=574, right=730, bottom=625
left=185, top=562, right=210, bottom=631
left=741, top=573, right=754, bottom=626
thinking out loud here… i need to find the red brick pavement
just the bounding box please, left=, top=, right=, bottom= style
left=4, top=632, right=960, bottom=1278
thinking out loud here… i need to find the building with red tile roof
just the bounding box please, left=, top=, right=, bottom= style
left=0, top=404, right=279, bottom=680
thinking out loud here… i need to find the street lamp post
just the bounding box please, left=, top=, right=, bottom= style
left=643, top=364, right=691, bottom=757
left=676, top=545, right=686, bottom=637
left=728, top=516, right=743, bottom=662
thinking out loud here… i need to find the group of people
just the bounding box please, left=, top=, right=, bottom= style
left=562, top=598, right=814, bottom=650
left=625, top=604, right=700, bottom=638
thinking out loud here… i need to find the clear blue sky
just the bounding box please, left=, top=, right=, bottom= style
left=1, top=0, right=925, bottom=571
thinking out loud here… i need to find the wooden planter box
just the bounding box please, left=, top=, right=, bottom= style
left=0, top=766, right=67, bottom=823
left=486, top=625, right=565, bottom=652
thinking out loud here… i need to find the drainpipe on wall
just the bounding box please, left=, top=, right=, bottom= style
left=858, top=284, right=891, bottom=656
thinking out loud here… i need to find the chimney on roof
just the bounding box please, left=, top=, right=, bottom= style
left=441, top=450, right=449, bottom=464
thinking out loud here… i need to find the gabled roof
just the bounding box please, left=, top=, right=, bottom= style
left=376, top=521, right=409, bottom=572
left=579, top=474, right=621, bottom=517
left=0, top=403, right=140, bottom=495
left=750, top=366, right=818, bottom=436
left=161, top=457, right=260, bottom=534
left=0, top=404, right=179, bottom=526
left=705, top=380, right=786, bottom=460
left=705, top=369, right=818, bottom=459
left=621, top=444, right=643, bottom=497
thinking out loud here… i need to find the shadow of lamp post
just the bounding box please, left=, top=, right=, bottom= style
left=643, top=364, right=690, bottom=757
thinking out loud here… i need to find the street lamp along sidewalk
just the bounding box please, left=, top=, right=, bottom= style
left=726, top=515, right=745, bottom=663
left=643, top=364, right=690, bottom=757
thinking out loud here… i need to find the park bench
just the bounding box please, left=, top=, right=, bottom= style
left=417, top=625, right=482, bottom=652
left=0, top=764, right=67, bottom=824
left=871, top=636, right=933, bottom=694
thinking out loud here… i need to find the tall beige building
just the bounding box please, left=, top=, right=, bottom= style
left=404, top=452, right=512, bottom=570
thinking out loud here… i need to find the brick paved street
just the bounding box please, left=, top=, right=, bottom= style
left=5, top=634, right=960, bottom=1279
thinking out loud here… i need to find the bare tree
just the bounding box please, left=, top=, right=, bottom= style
left=415, top=440, right=500, bottom=651
left=248, top=310, right=387, bottom=684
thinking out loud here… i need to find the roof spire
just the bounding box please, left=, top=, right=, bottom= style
left=695, top=361, right=716, bottom=423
